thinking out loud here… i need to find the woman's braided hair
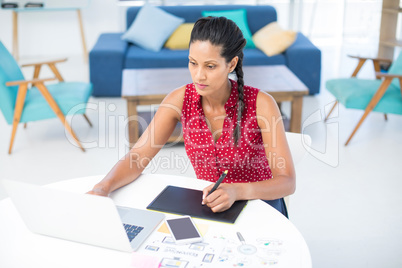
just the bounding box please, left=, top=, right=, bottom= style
left=190, top=16, right=247, bottom=146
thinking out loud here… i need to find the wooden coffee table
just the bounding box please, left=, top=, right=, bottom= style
left=122, top=65, right=308, bottom=145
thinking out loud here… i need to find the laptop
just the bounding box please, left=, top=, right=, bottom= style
left=1, top=179, right=165, bottom=252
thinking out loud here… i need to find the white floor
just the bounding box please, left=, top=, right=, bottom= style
left=1, top=43, right=402, bottom=268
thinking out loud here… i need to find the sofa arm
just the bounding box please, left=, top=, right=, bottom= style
left=284, top=33, right=321, bottom=95
left=89, top=33, right=128, bottom=97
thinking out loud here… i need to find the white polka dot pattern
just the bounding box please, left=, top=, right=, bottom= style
left=181, top=79, right=273, bottom=183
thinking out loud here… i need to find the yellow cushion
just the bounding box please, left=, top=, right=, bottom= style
left=252, top=22, right=297, bottom=56
left=164, top=23, right=194, bottom=49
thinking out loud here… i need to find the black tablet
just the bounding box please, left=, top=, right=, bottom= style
left=146, top=185, right=247, bottom=224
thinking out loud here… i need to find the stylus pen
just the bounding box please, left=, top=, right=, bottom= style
left=237, top=232, right=246, bottom=244
left=207, top=170, right=228, bottom=197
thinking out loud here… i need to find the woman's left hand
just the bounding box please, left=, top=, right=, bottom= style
left=202, top=183, right=239, bottom=213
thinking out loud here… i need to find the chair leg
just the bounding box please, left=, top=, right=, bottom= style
left=33, top=65, right=41, bottom=79
left=325, top=101, right=338, bottom=122
left=9, top=120, right=19, bottom=154
left=384, top=114, right=388, bottom=121
left=351, top=59, right=366, bottom=77
left=8, top=84, right=28, bottom=154
left=63, top=122, right=86, bottom=152
left=345, top=77, right=393, bottom=146
left=48, top=63, right=64, bottom=82
left=35, top=83, right=85, bottom=152
left=345, top=110, right=372, bottom=146
left=83, top=114, right=93, bottom=127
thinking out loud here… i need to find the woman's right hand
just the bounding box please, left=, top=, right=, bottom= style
left=86, top=184, right=109, bottom=197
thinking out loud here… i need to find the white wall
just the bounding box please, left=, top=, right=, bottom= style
left=0, top=0, right=297, bottom=59
left=0, top=0, right=383, bottom=60
left=0, top=0, right=125, bottom=59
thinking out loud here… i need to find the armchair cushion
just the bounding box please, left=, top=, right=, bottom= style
left=21, top=82, right=93, bottom=123
left=121, top=4, right=184, bottom=52
left=326, top=78, right=402, bottom=114
left=386, top=52, right=402, bottom=89
left=0, top=42, right=24, bottom=124
left=202, top=9, right=255, bottom=48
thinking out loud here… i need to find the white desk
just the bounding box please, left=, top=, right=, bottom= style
left=0, top=174, right=311, bottom=267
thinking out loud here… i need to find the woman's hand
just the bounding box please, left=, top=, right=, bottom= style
left=86, top=184, right=109, bottom=197
left=202, top=183, right=239, bottom=213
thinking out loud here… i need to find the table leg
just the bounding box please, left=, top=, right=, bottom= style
left=12, top=11, right=19, bottom=61
left=126, top=100, right=139, bottom=147
left=77, top=9, right=88, bottom=63
left=290, top=96, right=303, bottom=133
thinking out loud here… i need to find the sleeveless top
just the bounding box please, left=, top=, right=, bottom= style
left=181, top=79, right=273, bottom=183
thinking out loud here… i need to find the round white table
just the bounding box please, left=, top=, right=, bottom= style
left=0, top=174, right=311, bottom=268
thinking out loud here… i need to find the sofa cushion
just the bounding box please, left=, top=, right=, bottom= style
left=126, top=5, right=278, bottom=35
left=165, top=23, right=194, bottom=50
left=121, top=4, right=184, bottom=52
left=125, top=46, right=190, bottom=69
left=253, top=22, right=297, bottom=56
left=202, top=9, right=255, bottom=49
left=125, top=46, right=286, bottom=69
left=243, top=49, right=286, bottom=66
left=89, top=5, right=321, bottom=97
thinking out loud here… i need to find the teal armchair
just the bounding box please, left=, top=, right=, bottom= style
left=325, top=53, right=402, bottom=145
left=0, top=41, right=93, bottom=154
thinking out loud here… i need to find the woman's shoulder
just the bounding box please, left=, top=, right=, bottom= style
left=241, top=84, right=275, bottom=109
left=162, top=85, right=186, bottom=109
left=256, top=89, right=276, bottom=105
left=165, top=85, right=186, bottom=101
left=240, top=83, right=277, bottom=115
left=242, top=84, right=260, bottom=100
left=255, top=89, right=280, bottom=121
left=241, top=83, right=275, bottom=104
left=158, top=85, right=187, bottom=121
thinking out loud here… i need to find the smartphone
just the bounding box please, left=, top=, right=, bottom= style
left=165, top=216, right=203, bottom=244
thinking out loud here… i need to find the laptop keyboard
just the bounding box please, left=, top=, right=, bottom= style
left=123, top=223, right=144, bottom=242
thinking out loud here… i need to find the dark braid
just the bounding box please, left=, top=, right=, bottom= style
left=190, top=16, right=247, bottom=146
left=233, top=55, right=245, bottom=146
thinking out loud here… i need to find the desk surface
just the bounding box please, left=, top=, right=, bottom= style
left=0, top=174, right=311, bottom=268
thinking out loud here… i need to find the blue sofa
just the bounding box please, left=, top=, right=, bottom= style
left=89, top=5, right=321, bottom=97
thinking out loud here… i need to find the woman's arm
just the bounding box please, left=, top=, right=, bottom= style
left=240, top=91, right=296, bottom=199
left=88, top=86, right=186, bottom=196
left=202, top=91, right=295, bottom=212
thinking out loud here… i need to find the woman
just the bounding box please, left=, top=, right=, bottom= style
left=88, top=16, right=295, bottom=217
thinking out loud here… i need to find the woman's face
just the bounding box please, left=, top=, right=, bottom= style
left=188, top=41, right=236, bottom=97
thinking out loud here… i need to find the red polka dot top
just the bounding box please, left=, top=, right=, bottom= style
left=181, top=79, right=273, bottom=183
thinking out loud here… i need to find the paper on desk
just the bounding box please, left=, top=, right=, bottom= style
left=210, top=230, right=301, bottom=268
left=138, top=223, right=224, bottom=267
left=139, top=225, right=297, bottom=267
left=131, top=252, right=160, bottom=268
